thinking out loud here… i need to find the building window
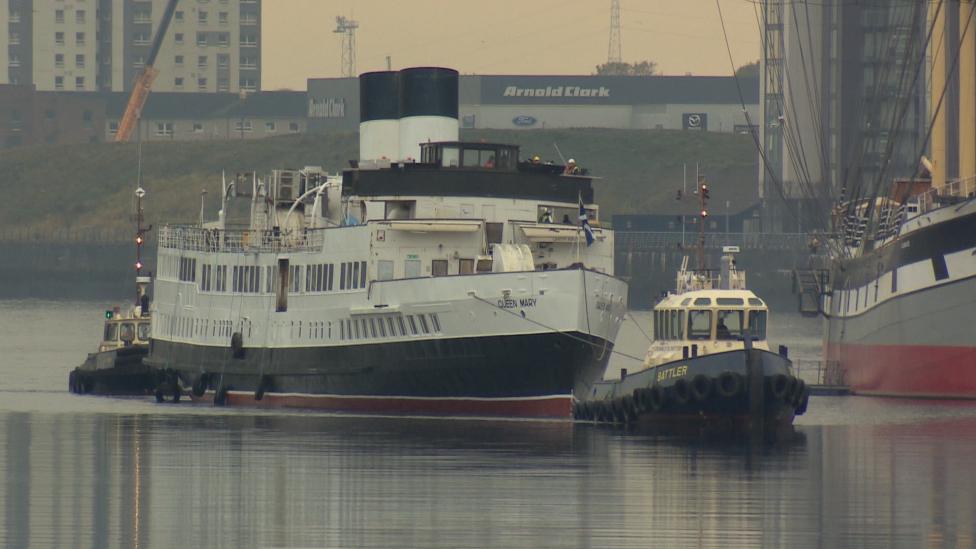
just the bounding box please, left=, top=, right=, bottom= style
left=217, top=32, right=229, bottom=46
left=155, top=122, right=173, bottom=137
left=241, top=14, right=257, bottom=26
left=174, top=76, right=184, bottom=88
left=217, top=78, right=229, bottom=92
left=76, top=32, right=85, bottom=46
left=234, top=120, right=253, bottom=132
left=76, top=54, right=85, bottom=68
left=197, top=55, right=207, bottom=68
left=56, top=10, right=65, bottom=23
left=174, top=10, right=184, bottom=21
left=241, top=56, right=256, bottom=69
left=134, top=9, right=151, bottom=23
left=55, top=32, right=65, bottom=46
left=241, top=34, right=257, bottom=46
left=54, top=54, right=64, bottom=67
left=45, top=109, right=56, bottom=120
left=217, top=54, right=229, bottom=68
left=8, top=54, right=20, bottom=68
left=197, top=77, right=207, bottom=90
left=218, top=11, right=228, bottom=25
left=10, top=8, right=21, bottom=23
left=133, top=55, right=145, bottom=68
left=174, top=55, right=184, bottom=65
left=289, top=122, right=300, bottom=132
left=196, top=32, right=207, bottom=46
left=109, top=121, right=119, bottom=134
left=265, top=121, right=276, bottom=132
left=76, top=9, right=85, bottom=23
left=198, top=10, right=207, bottom=24
left=192, top=122, right=204, bottom=133
left=174, top=33, right=184, bottom=44
left=240, top=78, right=256, bottom=91
left=134, top=32, right=150, bottom=45
left=75, top=76, right=85, bottom=90
left=82, top=110, right=93, bottom=129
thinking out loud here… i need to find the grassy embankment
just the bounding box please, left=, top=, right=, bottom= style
left=0, top=129, right=757, bottom=237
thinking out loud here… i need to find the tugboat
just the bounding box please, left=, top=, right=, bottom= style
left=69, top=186, right=163, bottom=396
left=576, top=246, right=810, bottom=430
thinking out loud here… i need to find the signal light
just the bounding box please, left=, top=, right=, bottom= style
left=676, top=189, right=683, bottom=200
left=135, top=261, right=144, bottom=270
left=136, top=235, right=144, bottom=245
left=701, top=209, right=709, bottom=217
left=105, top=310, right=113, bottom=319
left=701, top=183, right=710, bottom=200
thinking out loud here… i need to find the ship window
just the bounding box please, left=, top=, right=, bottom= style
left=693, top=297, right=711, bottom=306
left=360, top=261, right=367, bottom=287
left=748, top=298, right=763, bottom=306
left=891, top=269, right=898, bottom=293
left=681, top=298, right=692, bottom=306
left=747, top=310, right=767, bottom=340
left=120, top=323, right=136, bottom=342
left=405, top=260, right=421, bottom=278
left=687, top=310, right=711, bottom=340
left=431, top=314, right=441, bottom=333
left=305, top=265, right=313, bottom=291
left=486, top=223, right=503, bottom=244
left=671, top=310, right=683, bottom=340
left=369, top=318, right=378, bottom=338
left=387, top=317, right=397, bottom=336
left=419, top=315, right=430, bottom=334
left=340, top=263, right=347, bottom=289
left=360, top=319, right=368, bottom=339
left=432, top=259, right=448, bottom=277
left=327, top=264, right=334, bottom=290
left=340, top=321, right=345, bottom=340
left=104, top=322, right=119, bottom=341
left=352, top=262, right=360, bottom=289
left=716, top=310, right=744, bottom=340
left=408, top=316, right=419, bottom=335
left=716, top=298, right=744, bottom=305
left=353, top=319, right=360, bottom=339
left=377, top=260, right=394, bottom=281
left=477, top=259, right=493, bottom=272
left=290, top=265, right=301, bottom=293
left=397, top=316, right=407, bottom=335
left=377, top=318, right=386, bottom=337
left=138, top=323, right=150, bottom=341
left=459, top=258, right=474, bottom=275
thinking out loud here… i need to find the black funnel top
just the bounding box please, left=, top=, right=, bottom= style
left=360, top=71, right=400, bottom=122
left=399, top=67, right=459, bottom=119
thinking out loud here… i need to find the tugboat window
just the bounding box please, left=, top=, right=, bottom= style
left=138, top=323, right=150, bottom=341
left=716, top=310, right=743, bottom=340
left=747, top=310, right=767, bottom=340
left=687, top=310, right=712, bottom=340
left=693, top=297, right=711, bottom=306
left=120, top=323, right=136, bottom=342
left=104, top=323, right=119, bottom=341
left=431, top=260, right=448, bottom=277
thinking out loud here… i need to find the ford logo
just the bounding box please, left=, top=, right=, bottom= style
left=512, top=115, right=537, bottom=127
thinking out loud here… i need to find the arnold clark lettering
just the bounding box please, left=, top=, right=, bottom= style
left=503, top=86, right=611, bottom=98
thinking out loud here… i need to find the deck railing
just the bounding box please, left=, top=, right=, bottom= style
left=616, top=231, right=812, bottom=251
left=157, top=225, right=326, bottom=253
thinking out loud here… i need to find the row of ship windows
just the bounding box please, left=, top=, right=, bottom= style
left=160, top=314, right=443, bottom=342
left=178, top=259, right=369, bottom=294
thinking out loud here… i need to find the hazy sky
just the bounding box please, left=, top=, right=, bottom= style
left=262, top=1, right=760, bottom=90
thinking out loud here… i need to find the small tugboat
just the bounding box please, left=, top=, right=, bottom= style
left=575, top=246, right=810, bottom=430
left=69, top=186, right=164, bottom=396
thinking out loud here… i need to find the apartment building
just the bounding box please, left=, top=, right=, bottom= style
left=3, top=0, right=261, bottom=93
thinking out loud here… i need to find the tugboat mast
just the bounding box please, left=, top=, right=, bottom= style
left=696, top=174, right=710, bottom=270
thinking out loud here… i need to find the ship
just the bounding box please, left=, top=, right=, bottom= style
left=142, top=67, right=628, bottom=418
left=69, top=186, right=164, bottom=396
left=578, top=247, right=808, bottom=430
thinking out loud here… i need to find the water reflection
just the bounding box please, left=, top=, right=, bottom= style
left=2, top=407, right=975, bottom=549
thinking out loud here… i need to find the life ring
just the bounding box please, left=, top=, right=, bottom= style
left=716, top=371, right=743, bottom=398
left=690, top=374, right=713, bottom=402
left=231, top=331, right=244, bottom=359
left=768, top=374, right=790, bottom=401
left=255, top=375, right=273, bottom=401
left=672, top=378, right=691, bottom=405
left=192, top=373, right=209, bottom=397
left=648, top=385, right=666, bottom=411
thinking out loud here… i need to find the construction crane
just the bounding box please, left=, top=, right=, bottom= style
left=115, top=0, right=180, bottom=142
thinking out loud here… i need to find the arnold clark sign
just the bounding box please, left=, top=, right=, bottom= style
left=482, top=76, right=635, bottom=105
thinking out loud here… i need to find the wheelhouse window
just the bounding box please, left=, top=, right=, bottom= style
left=138, top=322, right=151, bottom=341
left=687, top=310, right=712, bottom=340
left=104, top=323, right=119, bottom=341
left=748, top=310, right=767, bottom=340
left=716, top=310, right=744, bottom=340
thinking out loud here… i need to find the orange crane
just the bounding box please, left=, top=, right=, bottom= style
left=114, top=0, right=181, bottom=143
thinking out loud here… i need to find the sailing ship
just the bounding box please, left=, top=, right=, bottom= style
left=143, top=67, right=628, bottom=417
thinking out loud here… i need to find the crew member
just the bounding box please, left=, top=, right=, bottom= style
left=564, top=158, right=582, bottom=175
left=539, top=208, right=553, bottom=223
left=531, top=155, right=542, bottom=164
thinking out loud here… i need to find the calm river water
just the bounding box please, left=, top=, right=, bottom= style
left=2, top=299, right=975, bottom=548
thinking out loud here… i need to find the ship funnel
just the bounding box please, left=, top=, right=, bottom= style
left=359, top=71, right=400, bottom=162
left=397, top=67, right=459, bottom=162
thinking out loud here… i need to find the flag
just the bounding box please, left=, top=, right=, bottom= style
left=579, top=194, right=594, bottom=246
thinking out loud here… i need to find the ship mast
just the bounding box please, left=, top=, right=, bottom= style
left=696, top=173, right=710, bottom=270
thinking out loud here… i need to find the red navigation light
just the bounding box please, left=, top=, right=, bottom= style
left=136, top=235, right=144, bottom=245
left=700, top=209, right=709, bottom=217
left=701, top=183, right=710, bottom=200
left=135, top=261, right=144, bottom=270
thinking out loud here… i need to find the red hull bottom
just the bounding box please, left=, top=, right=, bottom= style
left=195, top=391, right=573, bottom=419
left=827, top=342, right=976, bottom=399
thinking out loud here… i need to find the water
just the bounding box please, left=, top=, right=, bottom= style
left=2, top=300, right=976, bottom=548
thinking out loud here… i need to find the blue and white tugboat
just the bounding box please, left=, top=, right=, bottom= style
left=576, top=247, right=809, bottom=430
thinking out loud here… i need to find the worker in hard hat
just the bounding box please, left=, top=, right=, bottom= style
left=531, top=155, right=541, bottom=164
left=564, top=158, right=581, bottom=175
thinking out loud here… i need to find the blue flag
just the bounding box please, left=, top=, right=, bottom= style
left=579, top=195, right=594, bottom=246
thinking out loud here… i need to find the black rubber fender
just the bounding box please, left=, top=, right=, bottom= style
left=214, top=385, right=231, bottom=407
left=192, top=373, right=209, bottom=397
left=231, top=332, right=245, bottom=359
left=767, top=374, right=790, bottom=401
left=621, top=395, right=639, bottom=422
left=796, top=386, right=811, bottom=415
left=716, top=371, right=743, bottom=398
left=648, top=385, right=667, bottom=411
left=255, top=375, right=273, bottom=401
left=68, top=370, right=78, bottom=393
left=792, top=379, right=807, bottom=407
left=690, top=374, right=713, bottom=402
left=672, top=378, right=691, bottom=405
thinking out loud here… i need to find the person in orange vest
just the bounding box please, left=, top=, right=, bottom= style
left=564, top=158, right=582, bottom=175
